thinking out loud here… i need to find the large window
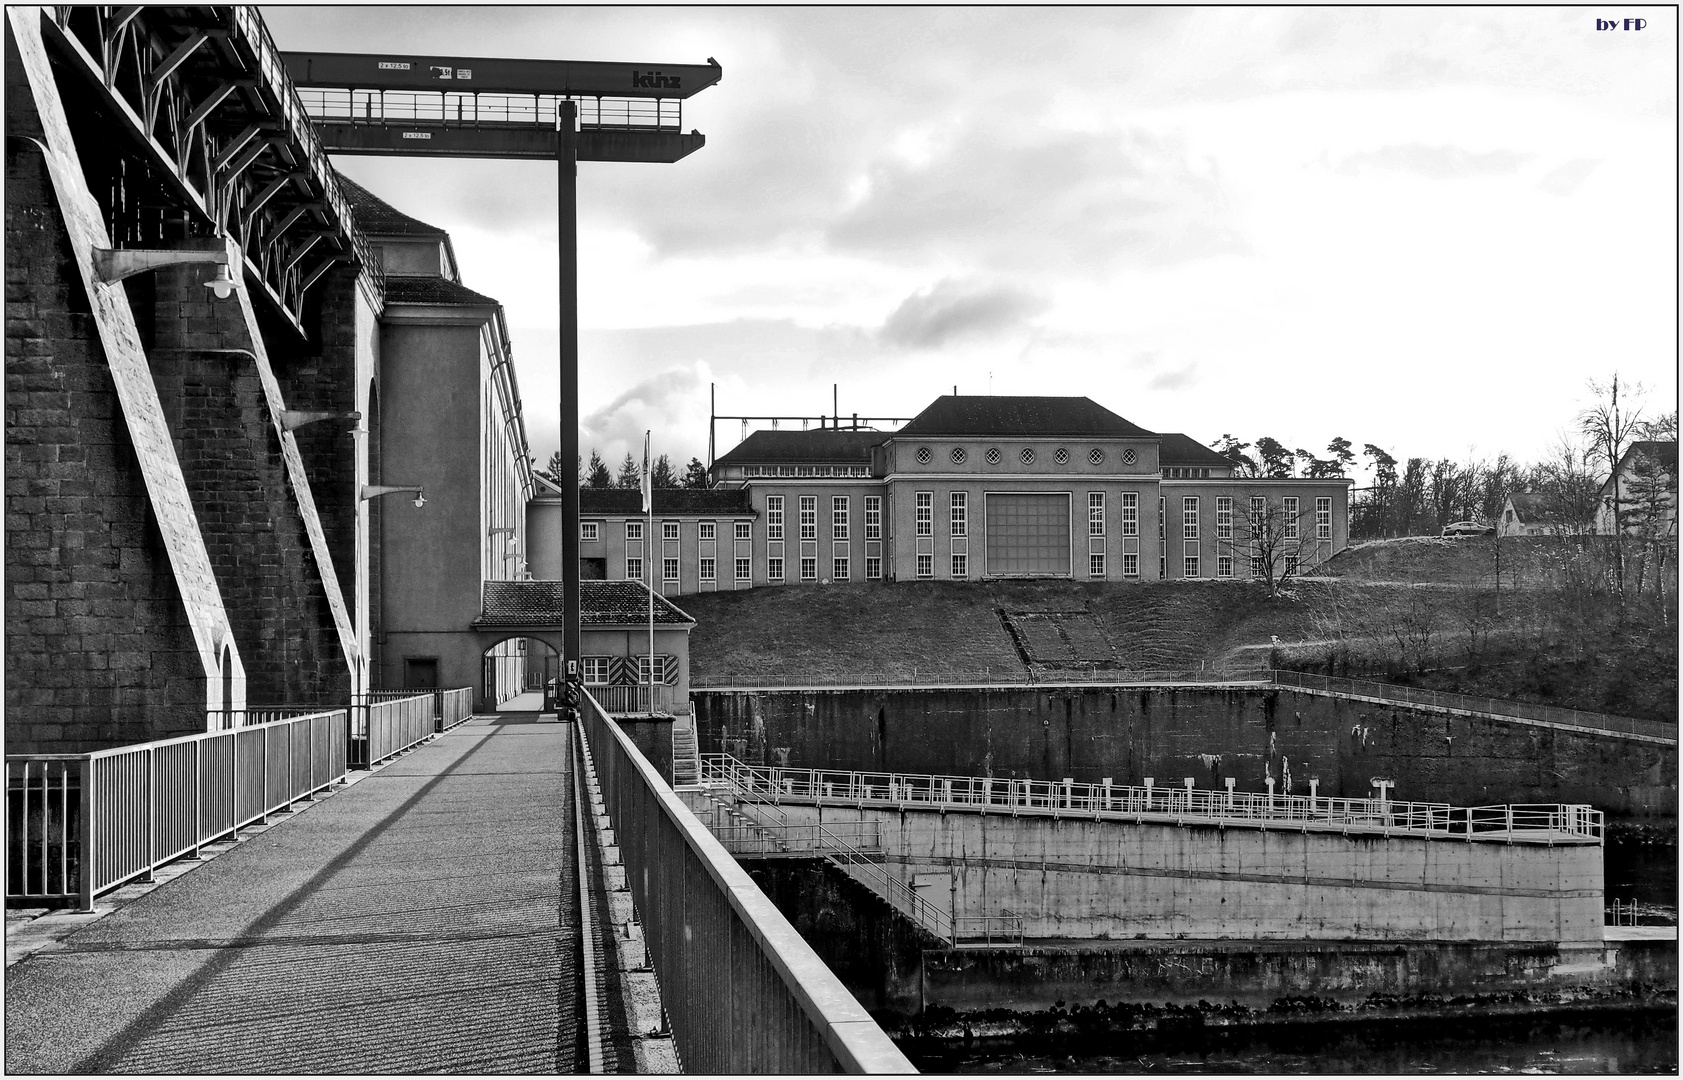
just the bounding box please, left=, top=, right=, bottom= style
left=800, top=496, right=817, bottom=539
left=1217, top=555, right=1234, bottom=578
left=916, top=492, right=933, bottom=537
left=581, top=522, right=599, bottom=542
left=1121, top=492, right=1138, bottom=536
left=1284, top=497, right=1299, bottom=540
left=835, top=555, right=850, bottom=580
left=1089, top=492, right=1105, bottom=536
left=735, top=520, right=751, bottom=540
left=833, top=496, right=849, bottom=540
left=700, top=557, right=716, bottom=582
left=768, top=556, right=784, bottom=581
left=1089, top=552, right=1105, bottom=577
left=984, top=493, right=1071, bottom=576
left=766, top=496, right=784, bottom=540
left=626, top=521, right=643, bottom=541
left=1251, top=496, right=1266, bottom=532
left=1217, top=497, right=1232, bottom=540
left=1122, top=552, right=1138, bottom=577
left=916, top=553, right=933, bottom=578
left=865, top=496, right=882, bottom=539
left=699, top=521, right=716, bottom=541
left=663, top=521, right=679, bottom=540
left=951, top=553, right=967, bottom=578
left=626, top=557, right=643, bottom=581
left=866, top=555, right=882, bottom=579
left=950, top=492, right=967, bottom=537
left=581, top=657, right=610, bottom=685
left=735, top=557, right=752, bottom=581
left=663, top=558, right=679, bottom=581
left=1184, top=547, right=1200, bottom=578
left=800, top=556, right=817, bottom=581
left=1316, top=497, right=1332, bottom=540
left=1183, top=497, right=1199, bottom=539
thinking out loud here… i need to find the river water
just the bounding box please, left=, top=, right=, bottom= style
left=914, top=1010, right=1677, bottom=1074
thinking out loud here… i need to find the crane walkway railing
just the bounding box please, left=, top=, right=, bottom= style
left=697, top=755, right=1603, bottom=846
left=297, top=88, right=682, bottom=131
left=6, top=710, right=348, bottom=910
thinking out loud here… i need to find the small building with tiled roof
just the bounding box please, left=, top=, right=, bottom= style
left=696, top=393, right=1351, bottom=586
left=1499, top=492, right=1583, bottom=537
left=1595, top=440, right=1678, bottom=537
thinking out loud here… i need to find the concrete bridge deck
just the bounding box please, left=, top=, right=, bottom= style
left=5, top=716, right=593, bottom=1074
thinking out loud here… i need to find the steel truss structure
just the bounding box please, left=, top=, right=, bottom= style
left=39, top=6, right=375, bottom=337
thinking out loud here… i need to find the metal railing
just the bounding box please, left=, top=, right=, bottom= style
left=589, top=684, right=672, bottom=715
left=205, top=704, right=337, bottom=731
left=1268, top=669, right=1675, bottom=742
left=575, top=690, right=914, bottom=1073
left=691, top=666, right=1266, bottom=690
left=954, top=912, right=1026, bottom=948
left=698, top=755, right=1604, bottom=846
left=7, top=711, right=348, bottom=909
left=296, top=87, right=682, bottom=130
left=356, top=695, right=436, bottom=768
left=366, top=687, right=475, bottom=731
left=708, top=819, right=883, bottom=859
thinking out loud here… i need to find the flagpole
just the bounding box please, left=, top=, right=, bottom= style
left=644, top=431, right=654, bottom=712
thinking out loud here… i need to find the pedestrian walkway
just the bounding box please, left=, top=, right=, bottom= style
left=5, top=716, right=583, bottom=1074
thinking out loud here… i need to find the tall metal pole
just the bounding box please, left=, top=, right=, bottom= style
left=558, top=102, right=581, bottom=681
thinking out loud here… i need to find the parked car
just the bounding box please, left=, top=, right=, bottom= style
left=1442, top=521, right=1496, bottom=537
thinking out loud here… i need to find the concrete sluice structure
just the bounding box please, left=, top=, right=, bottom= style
left=681, top=752, right=1674, bottom=1034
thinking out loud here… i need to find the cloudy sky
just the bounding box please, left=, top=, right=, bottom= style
left=263, top=5, right=1676, bottom=481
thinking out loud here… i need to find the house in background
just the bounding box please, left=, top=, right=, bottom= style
left=1498, top=493, right=1582, bottom=537
left=1595, top=440, right=1678, bottom=538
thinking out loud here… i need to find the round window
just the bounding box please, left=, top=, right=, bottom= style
left=916, top=446, right=932, bottom=464
left=1054, top=447, right=1070, bottom=465
left=1020, top=447, right=1036, bottom=465
left=1121, top=448, right=1138, bottom=466
left=1088, top=448, right=1104, bottom=466
left=986, top=447, right=1001, bottom=465
left=950, top=446, right=967, bottom=464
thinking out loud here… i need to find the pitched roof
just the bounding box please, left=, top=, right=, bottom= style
left=337, top=174, right=447, bottom=238
left=1627, top=440, right=1679, bottom=471
left=712, top=429, right=884, bottom=467
left=579, top=488, right=756, bottom=515
left=894, top=395, right=1154, bottom=439
left=1507, top=492, right=1573, bottom=523
left=382, top=275, right=500, bottom=307
left=473, top=580, right=694, bottom=627
left=1157, top=432, right=1232, bottom=468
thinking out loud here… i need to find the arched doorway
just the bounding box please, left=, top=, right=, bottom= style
left=482, top=636, right=561, bottom=711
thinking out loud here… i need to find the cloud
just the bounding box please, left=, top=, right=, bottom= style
left=1335, top=144, right=1530, bottom=180
left=879, top=279, right=1048, bottom=349
left=579, top=363, right=716, bottom=469
left=1147, top=366, right=1198, bottom=391
left=828, top=124, right=1248, bottom=270
left=1537, top=157, right=1601, bottom=197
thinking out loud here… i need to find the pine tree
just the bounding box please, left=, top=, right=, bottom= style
left=585, top=450, right=611, bottom=489
left=651, top=453, right=679, bottom=488
left=681, top=457, right=710, bottom=489
left=616, top=453, right=641, bottom=489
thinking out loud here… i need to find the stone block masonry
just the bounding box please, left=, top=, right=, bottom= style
left=4, top=35, right=203, bottom=750
left=145, top=272, right=346, bottom=707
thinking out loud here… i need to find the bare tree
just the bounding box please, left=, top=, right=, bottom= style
left=1580, top=374, right=1646, bottom=609
left=1219, top=495, right=1321, bottom=597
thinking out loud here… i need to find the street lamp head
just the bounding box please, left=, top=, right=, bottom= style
left=413, top=490, right=427, bottom=509
left=203, top=263, right=239, bottom=300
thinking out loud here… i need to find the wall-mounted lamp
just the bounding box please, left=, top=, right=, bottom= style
left=361, top=484, right=426, bottom=509
left=91, top=241, right=241, bottom=300
left=281, top=409, right=362, bottom=433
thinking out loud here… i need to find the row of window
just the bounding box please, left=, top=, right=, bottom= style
left=590, top=495, right=1336, bottom=545
left=583, top=520, right=752, bottom=542
left=628, top=547, right=1311, bottom=584
left=912, top=445, right=1141, bottom=467
left=741, top=464, right=873, bottom=477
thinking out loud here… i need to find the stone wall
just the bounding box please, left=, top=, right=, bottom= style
left=4, top=41, right=204, bottom=751
left=693, top=686, right=1676, bottom=816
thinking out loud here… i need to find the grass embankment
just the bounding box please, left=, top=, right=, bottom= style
left=680, top=532, right=1677, bottom=723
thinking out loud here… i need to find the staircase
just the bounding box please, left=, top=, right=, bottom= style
left=671, top=721, right=699, bottom=786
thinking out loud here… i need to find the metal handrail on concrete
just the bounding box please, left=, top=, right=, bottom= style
left=5, top=710, right=348, bottom=910
left=1267, top=669, right=1675, bottom=742
left=366, top=687, right=475, bottom=731
left=698, top=755, right=1604, bottom=846
left=576, top=690, right=914, bottom=1073
left=588, top=684, right=670, bottom=715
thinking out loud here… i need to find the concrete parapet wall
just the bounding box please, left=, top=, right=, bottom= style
left=693, top=686, right=1676, bottom=816
left=762, top=802, right=1604, bottom=944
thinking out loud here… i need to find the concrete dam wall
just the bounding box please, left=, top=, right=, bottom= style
left=692, top=686, right=1676, bottom=817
